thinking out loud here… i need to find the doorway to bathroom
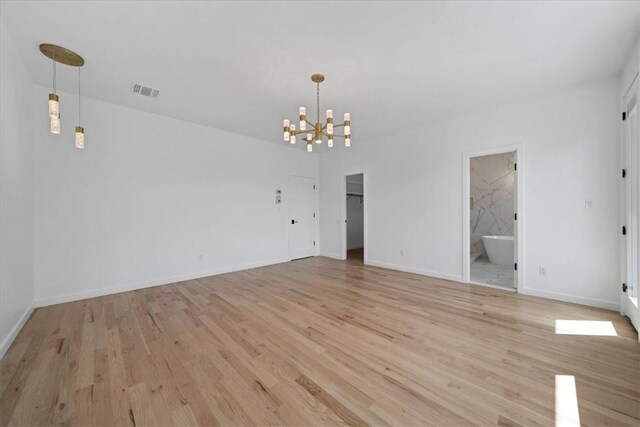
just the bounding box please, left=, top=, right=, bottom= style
left=344, top=172, right=366, bottom=263
left=463, top=146, right=523, bottom=291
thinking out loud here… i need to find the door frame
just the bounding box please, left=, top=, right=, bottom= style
left=462, top=144, right=524, bottom=292
left=288, top=174, right=318, bottom=260
left=342, top=170, right=368, bottom=262
left=620, top=74, right=640, bottom=336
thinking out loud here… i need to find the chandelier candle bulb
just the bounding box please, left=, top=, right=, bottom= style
left=344, top=125, right=351, bottom=134
left=307, top=142, right=313, bottom=152
left=75, top=126, right=84, bottom=149
left=328, top=138, right=334, bottom=147
left=48, top=94, right=59, bottom=118
left=326, top=109, right=332, bottom=119
left=345, top=136, right=351, bottom=147
left=290, top=124, right=296, bottom=144
left=299, top=107, right=306, bottom=130
left=283, top=120, right=290, bottom=141
left=344, top=113, right=350, bottom=122
left=327, top=123, right=333, bottom=135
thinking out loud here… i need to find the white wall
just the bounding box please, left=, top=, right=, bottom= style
left=0, top=22, right=35, bottom=357
left=320, top=77, right=621, bottom=310
left=346, top=178, right=364, bottom=250
left=33, top=86, right=318, bottom=306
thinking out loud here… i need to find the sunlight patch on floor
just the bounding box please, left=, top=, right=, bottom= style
left=555, top=320, right=617, bottom=336
left=555, top=375, right=580, bottom=427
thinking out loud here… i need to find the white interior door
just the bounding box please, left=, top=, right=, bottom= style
left=289, top=176, right=315, bottom=260
left=624, top=87, right=640, bottom=334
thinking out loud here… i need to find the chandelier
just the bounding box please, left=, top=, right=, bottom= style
left=283, top=74, right=351, bottom=152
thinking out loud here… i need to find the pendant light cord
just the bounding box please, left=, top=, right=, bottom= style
left=52, top=52, right=56, bottom=94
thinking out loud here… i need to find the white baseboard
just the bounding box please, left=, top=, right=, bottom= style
left=35, top=257, right=290, bottom=308
left=319, top=252, right=345, bottom=260
left=366, top=259, right=463, bottom=282
left=520, top=287, right=619, bottom=311
left=0, top=302, right=35, bottom=360
left=365, top=260, right=618, bottom=311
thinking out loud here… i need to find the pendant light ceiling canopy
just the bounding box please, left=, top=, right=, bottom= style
left=39, top=43, right=85, bottom=66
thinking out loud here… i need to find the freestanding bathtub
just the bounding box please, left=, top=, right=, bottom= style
left=482, top=235, right=514, bottom=266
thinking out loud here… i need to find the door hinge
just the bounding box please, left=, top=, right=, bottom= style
left=313, top=213, right=316, bottom=218
left=313, top=185, right=316, bottom=190
left=623, top=169, right=627, bottom=178
left=514, top=263, right=517, bottom=271
left=622, top=283, right=628, bottom=292
left=623, top=112, right=627, bottom=121
left=623, top=226, right=627, bottom=236
left=514, top=163, right=517, bottom=171
left=313, top=241, right=316, bottom=246
left=514, top=213, right=517, bottom=221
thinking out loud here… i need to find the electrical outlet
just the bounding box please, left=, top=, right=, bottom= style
left=538, top=266, right=547, bottom=277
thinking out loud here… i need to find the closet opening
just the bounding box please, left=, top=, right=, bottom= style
left=344, top=172, right=366, bottom=264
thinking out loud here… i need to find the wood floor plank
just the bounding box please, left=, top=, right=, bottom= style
left=1, top=254, right=638, bottom=426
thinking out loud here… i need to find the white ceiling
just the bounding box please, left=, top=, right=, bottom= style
left=2, top=1, right=639, bottom=145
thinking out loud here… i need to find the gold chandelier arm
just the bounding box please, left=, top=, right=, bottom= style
left=331, top=134, right=346, bottom=138
left=332, top=123, right=345, bottom=128
left=306, top=120, right=315, bottom=127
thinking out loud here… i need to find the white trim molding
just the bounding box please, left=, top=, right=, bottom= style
left=319, top=252, right=344, bottom=260
left=366, top=259, right=463, bottom=283
left=0, top=302, right=35, bottom=359
left=520, top=288, right=619, bottom=311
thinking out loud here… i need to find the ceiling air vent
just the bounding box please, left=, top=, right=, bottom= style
left=132, top=83, right=159, bottom=98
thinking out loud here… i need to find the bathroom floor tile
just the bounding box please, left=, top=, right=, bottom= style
left=471, top=260, right=514, bottom=289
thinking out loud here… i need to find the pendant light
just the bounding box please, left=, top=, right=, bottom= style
left=49, top=53, right=60, bottom=134
left=39, top=44, right=85, bottom=145
left=75, top=67, right=84, bottom=149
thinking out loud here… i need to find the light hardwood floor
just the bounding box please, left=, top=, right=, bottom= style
left=1, top=256, right=638, bottom=426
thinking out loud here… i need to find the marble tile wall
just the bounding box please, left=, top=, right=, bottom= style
left=470, top=152, right=515, bottom=257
